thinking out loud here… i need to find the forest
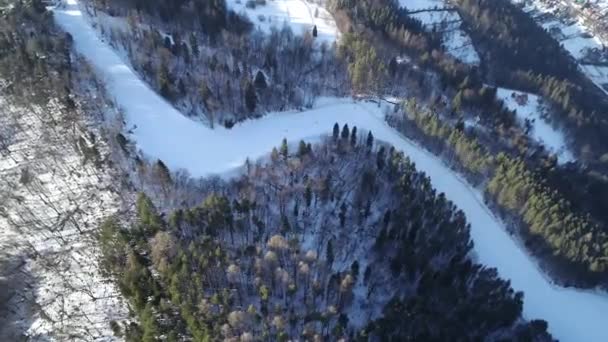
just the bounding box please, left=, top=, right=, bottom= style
left=99, top=132, right=553, bottom=341
left=85, top=0, right=348, bottom=126
left=388, top=99, right=608, bottom=286
left=454, top=0, right=608, bottom=164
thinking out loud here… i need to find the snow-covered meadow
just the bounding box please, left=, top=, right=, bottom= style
left=398, top=0, right=480, bottom=64
left=226, top=0, right=338, bottom=45
left=497, top=88, right=574, bottom=162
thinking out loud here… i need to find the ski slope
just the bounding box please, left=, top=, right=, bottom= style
left=53, top=1, right=608, bottom=341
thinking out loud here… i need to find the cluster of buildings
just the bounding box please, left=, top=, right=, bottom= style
left=570, top=0, right=608, bottom=43
left=554, top=0, right=608, bottom=44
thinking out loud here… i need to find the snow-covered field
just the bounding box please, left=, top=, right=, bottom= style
left=0, top=95, right=129, bottom=340
left=226, top=0, right=338, bottom=45
left=497, top=88, right=574, bottom=162
left=513, top=0, right=608, bottom=95
left=53, top=0, right=608, bottom=341
left=398, top=0, right=480, bottom=64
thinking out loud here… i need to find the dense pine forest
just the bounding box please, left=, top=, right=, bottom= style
left=100, top=133, right=553, bottom=341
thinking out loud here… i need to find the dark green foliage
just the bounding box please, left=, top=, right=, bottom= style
left=244, top=80, right=257, bottom=113
left=280, top=138, right=289, bottom=160
left=341, top=124, right=349, bottom=140
left=254, top=70, right=267, bottom=89
left=366, top=131, right=374, bottom=149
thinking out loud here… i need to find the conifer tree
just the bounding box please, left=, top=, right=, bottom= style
left=341, top=124, right=350, bottom=140
left=333, top=123, right=340, bottom=141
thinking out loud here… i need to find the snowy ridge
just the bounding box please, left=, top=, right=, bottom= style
left=53, top=0, right=608, bottom=341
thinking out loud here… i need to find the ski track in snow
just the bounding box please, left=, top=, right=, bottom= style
left=53, top=1, right=608, bottom=341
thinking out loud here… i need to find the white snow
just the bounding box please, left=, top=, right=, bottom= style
left=398, top=0, right=480, bottom=64
left=53, top=1, right=608, bottom=341
left=226, top=0, right=338, bottom=45
left=398, top=0, right=446, bottom=11
left=0, top=97, right=129, bottom=339
left=497, top=88, right=574, bottom=162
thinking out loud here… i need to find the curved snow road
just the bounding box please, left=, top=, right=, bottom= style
left=53, top=1, right=608, bottom=341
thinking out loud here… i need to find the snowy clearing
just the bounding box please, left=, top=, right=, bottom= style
left=398, top=0, right=480, bottom=64
left=226, top=0, right=338, bottom=45
left=53, top=0, right=608, bottom=341
left=497, top=88, right=574, bottom=162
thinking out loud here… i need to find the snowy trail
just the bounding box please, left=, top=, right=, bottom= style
left=53, top=1, right=608, bottom=341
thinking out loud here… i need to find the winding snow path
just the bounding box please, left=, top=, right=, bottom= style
left=54, top=1, right=608, bottom=341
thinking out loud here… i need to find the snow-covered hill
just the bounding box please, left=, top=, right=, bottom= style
left=52, top=1, right=608, bottom=341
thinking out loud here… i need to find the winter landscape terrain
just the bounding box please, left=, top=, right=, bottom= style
left=513, top=0, right=608, bottom=94
left=51, top=0, right=608, bottom=340
left=0, top=87, right=129, bottom=339
left=398, top=0, right=481, bottom=64
left=2, top=0, right=608, bottom=340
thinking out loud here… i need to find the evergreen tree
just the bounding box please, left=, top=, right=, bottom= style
left=305, top=185, right=312, bottom=207
left=312, top=25, right=318, bottom=38
left=326, top=239, right=334, bottom=266
left=367, top=131, right=374, bottom=149
left=298, top=140, right=308, bottom=158
left=280, top=138, right=289, bottom=160
left=339, top=202, right=347, bottom=227
left=333, top=123, right=340, bottom=141
left=254, top=70, right=267, bottom=89
left=350, top=126, right=358, bottom=146
left=341, top=124, right=350, bottom=140
left=244, top=81, right=257, bottom=113
left=189, top=32, right=199, bottom=57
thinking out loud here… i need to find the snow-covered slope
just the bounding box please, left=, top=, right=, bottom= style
left=497, top=88, right=574, bottom=162
left=226, top=0, right=338, bottom=45
left=53, top=1, right=608, bottom=341
left=398, top=0, right=480, bottom=64
left=0, top=96, right=129, bottom=339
